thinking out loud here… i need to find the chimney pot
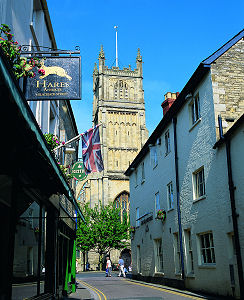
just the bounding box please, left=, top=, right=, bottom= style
left=161, top=92, right=179, bottom=116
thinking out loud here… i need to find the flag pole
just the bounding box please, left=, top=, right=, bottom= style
left=114, top=26, right=118, bottom=67
left=53, top=123, right=102, bottom=151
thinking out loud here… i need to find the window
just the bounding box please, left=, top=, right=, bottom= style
left=165, top=130, right=170, bottom=155
left=137, top=246, right=141, bottom=273
left=193, top=167, right=205, bottom=200
left=141, top=162, right=145, bottom=183
left=150, top=145, right=157, bottom=167
left=199, top=232, right=215, bottom=264
left=136, top=207, right=140, bottom=227
left=153, top=147, right=158, bottom=167
left=190, top=93, right=200, bottom=125
left=155, top=192, right=160, bottom=213
left=184, top=230, right=194, bottom=274
left=135, top=170, right=138, bottom=187
left=167, top=182, right=173, bottom=210
left=173, top=233, right=181, bottom=273
left=154, top=239, right=163, bottom=273
left=114, top=192, right=129, bottom=222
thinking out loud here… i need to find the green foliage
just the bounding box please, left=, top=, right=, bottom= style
left=76, top=202, right=130, bottom=267
left=0, top=24, right=42, bottom=79
left=43, top=133, right=73, bottom=181
left=44, top=133, right=63, bottom=151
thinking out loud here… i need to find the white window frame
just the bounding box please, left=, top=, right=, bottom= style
left=154, top=239, right=163, bottom=273
left=136, top=207, right=140, bottom=227
left=193, top=167, right=205, bottom=200
left=173, top=232, right=182, bottom=274
left=141, top=162, right=145, bottom=183
left=135, top=170, right=138, bottom=187
left=198, top=232, right=216, bottom=265
left=184, top=229, right=194, bottom=274
left=137, top=245, right=141, bottom=273
left=190, top=93, right=200, bottom=125
left=165, top=130, right=170, bottom=155
left=167, top=182, right=174, bottom=210
left=155, top=192, right=160, bottom=214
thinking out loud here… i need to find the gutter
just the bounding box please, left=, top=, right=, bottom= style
left=173, top=117, right=185, bottom=281
left=40, top=0, right=57, bottom=50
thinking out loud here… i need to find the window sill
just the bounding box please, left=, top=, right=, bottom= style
left=135, top=184, right=138, bottom=188
left=167, top=208, right=174, bottom=212
left=154, top=272, right=164, bottom=277
left=193, top=195, right=206, bottom=203
left=141, top=179, right=145, bottom=185
left=186, top=273, right=195, bottom=278
left=165, top=150, right=171, bottom=157
left=198, top=264, right=216, bottom=269
left=175, top=272, right=182, bottom=277
left=189, top=118, right=201, bottom=132
left=153, top=164, right=158, bottom=170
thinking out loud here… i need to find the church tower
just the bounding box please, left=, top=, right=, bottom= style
left=76, top=46, right=148, bottom=269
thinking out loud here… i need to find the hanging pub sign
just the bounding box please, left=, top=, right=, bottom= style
left=25, top=56, right=81, bottom=100
left=71, top=161, right=87, bottom=181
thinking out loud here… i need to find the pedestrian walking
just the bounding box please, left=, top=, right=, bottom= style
left=105, top=256, right=112, bottom=277
left=117, top=256, right=126, bottom=278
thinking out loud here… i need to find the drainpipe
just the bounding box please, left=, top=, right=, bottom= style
left=173, top=117, right=185, bottom=281
left=225, top=139, right=244, bottom=298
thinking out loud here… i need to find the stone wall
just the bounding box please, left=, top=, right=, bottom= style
left=211, top=38, right=244, bottom=138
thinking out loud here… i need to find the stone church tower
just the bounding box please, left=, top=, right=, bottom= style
left=76, top=46, right=148, bottom=270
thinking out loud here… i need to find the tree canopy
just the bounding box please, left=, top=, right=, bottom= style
left=76, top=202, right=130, bottom=266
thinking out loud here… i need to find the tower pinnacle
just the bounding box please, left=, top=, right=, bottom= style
left=136, top=48, right=142, bottom=62
left=99, top=45, right=105, bottom=60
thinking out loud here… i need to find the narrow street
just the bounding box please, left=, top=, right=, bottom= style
left=71, top=272, right=221, bottom=300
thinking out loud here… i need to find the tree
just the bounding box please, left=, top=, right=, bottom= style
left=76, top=202, right=130, bottom=271
left=76, top=204, right=96, bottom=271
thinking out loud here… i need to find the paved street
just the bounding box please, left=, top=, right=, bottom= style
left=69, top=272, right=222, bottom=300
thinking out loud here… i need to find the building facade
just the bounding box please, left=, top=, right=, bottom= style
left=126, top=30, right=244, bottom=299
left=76, top=46, right=148, bottom=270
left=0, top=1, right=83, bottom=299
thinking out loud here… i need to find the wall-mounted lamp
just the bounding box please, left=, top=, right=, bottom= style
left=65, top=147, right=76, bottom=154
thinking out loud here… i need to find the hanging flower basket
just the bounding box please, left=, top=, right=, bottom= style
left=130, top=226, right=135, bottom=233
left=156, top=209, right=166, bottom=222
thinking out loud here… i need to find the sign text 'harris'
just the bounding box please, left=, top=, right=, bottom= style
left=25, top=56, right=81, bottom=100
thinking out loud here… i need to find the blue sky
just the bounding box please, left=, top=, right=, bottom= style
left=47, top=0, right=244, bottom=135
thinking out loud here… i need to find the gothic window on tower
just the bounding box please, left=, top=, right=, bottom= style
left=124, top=83, right=128, bottom=99
left=119, top=80, right=123, bottom=99
left=114, top=81, right=118, bottom=99
left=114, top=192, right=130, bottom=222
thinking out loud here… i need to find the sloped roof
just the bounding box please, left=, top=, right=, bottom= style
left=125, top=29, right=244, bottom=176
left=202, top=29, right=244, bottom=65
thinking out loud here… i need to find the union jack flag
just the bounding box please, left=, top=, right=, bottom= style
left=81, top=125, right=104, bottom=174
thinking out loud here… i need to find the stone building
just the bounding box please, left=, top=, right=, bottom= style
left=76, top=46, right=148, bottom=270
left=125, top=29, right=244, bottom=299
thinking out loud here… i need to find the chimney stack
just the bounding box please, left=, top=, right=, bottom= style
left=161, top=92, right=179, bottom=116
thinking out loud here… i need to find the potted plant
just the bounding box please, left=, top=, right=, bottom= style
left=156, top=209, right=166, bottom=222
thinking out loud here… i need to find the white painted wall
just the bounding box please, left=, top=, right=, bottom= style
left=129, top=70, right=243, bottom=298
left=0, top=0, right=59, bottom=136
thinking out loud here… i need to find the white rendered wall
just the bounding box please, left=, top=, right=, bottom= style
left=130, top=71, right=241, bottom=297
